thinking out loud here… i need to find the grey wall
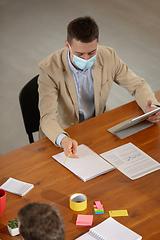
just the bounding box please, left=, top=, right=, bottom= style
left=0, top=0, right=160, bottom=156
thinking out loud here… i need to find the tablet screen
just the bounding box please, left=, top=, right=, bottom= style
left=108, top=107, right=160, bottom=133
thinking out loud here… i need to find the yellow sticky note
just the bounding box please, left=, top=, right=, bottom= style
left=109, top=210, right=128, bottom=217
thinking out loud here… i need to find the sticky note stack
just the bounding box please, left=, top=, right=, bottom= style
left=109, top=210, right=128, bottom=217
left=76, top=214, right=93, bottom=226
left=94, top=201, right=104, bottom=214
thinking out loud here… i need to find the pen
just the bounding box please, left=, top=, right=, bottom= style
left=64, top=148, right=73, bottom=163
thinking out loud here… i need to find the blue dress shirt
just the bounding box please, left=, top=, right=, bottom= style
left=56, top=51, right=95, bottom=147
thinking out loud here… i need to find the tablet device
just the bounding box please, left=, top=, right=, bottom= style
left=108, top=107, right=160, bottom=134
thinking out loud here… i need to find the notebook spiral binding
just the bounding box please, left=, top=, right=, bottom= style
left=89, top=229, right=107, bottom=240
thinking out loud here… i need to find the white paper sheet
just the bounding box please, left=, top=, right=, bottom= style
left=100, top=142, right=160, bottom=180
left=76, top=217, right=142, bottom=240
left=1, top=177, right=34, bottom=196
left=52, top=144, right=115, bottom=182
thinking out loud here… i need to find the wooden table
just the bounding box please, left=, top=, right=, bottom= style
left=0, top=91, right=160, bottom=240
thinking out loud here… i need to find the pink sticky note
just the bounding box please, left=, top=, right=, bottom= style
left=76, top=214, right=93, bottom=226
left=95, top=201, right=103, bottom=210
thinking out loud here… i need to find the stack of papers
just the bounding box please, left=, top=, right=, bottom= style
left=52, top=144, right=115, bottom=182
left=1, top=177, right=34, bottom=196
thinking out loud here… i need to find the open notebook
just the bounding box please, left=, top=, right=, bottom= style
left=52, top=144, right=115, bottom=182
left=76, top=217, right=142, bottom=240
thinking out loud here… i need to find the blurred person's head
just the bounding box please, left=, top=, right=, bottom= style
left=18, top=202, right=65, bottom=240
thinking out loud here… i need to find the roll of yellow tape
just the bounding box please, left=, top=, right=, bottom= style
left=69, top=193, right=87, bottom=211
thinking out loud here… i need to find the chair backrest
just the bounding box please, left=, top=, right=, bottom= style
left=19, top=75, right=40, bottom=143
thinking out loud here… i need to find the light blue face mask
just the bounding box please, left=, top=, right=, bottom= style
left=72, top=53, right=97, bottom=70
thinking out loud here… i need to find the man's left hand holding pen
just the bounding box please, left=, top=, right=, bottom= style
left=61, top=136, right=79, bottom=159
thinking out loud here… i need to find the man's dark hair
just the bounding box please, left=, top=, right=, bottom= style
left=67, top=16, right=99, bottom=45
left=18, top=202, right=65, bottom=240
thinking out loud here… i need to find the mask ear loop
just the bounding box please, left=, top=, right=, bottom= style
left=68, top=45, right=72, bottom=61
left=69, top=45, right=72, bottom=52
left=69, top=45, right=73, bottom=59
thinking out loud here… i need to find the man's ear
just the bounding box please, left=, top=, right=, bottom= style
left=65, top=40, right=70, bottom=50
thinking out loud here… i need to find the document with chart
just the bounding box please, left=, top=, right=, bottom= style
left=100, top=142, right=160, bottom=180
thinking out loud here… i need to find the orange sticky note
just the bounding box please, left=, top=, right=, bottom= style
left=109, top=210, right=128, bottom=217
left=76, top=214, right=93, bottom=226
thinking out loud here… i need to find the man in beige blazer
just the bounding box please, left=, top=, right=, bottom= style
left=38, top=16, right=160, bottom=158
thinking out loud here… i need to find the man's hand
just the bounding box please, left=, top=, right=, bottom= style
left=61, top=136, right=79, bottom=158
left=146, top=100, right=160, bottom=123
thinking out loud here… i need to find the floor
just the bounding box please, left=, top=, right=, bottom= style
left=0, top=0, right=160, bottom=156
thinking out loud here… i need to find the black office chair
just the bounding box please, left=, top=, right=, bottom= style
left=19, top=75, right=40, bottom=143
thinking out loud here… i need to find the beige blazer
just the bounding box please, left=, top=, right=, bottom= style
left=38, top=46, right=159, bottom=145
